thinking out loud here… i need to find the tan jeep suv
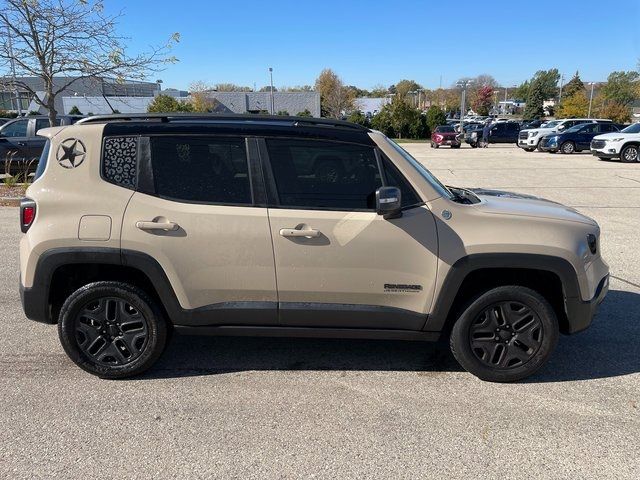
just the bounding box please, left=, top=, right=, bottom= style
left=19, top=114, right=609, bottom=381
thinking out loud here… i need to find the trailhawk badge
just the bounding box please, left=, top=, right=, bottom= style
left=57, top=138, right=86, bottom=169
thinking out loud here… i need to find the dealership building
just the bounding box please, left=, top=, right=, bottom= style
left=1, top=76, right=320, bottom=117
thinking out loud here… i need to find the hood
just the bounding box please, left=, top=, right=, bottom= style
left=469, top=188, right=597, bottom=226
left=593, top=132, right=628, bottom=140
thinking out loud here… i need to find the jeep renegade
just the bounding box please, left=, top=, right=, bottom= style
left=19, top=114, right=609, bottom=382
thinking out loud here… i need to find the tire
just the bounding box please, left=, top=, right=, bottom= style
left=524, top=148, right=535, bottom=152
left=451, top=144, right=461, bottom=149
left=433, top=143, right=439, bottom=149
left=560, top=141, right=575, bottom=154
left=620, top=144, right=639, bottom=163
left=536, top=142, right=544, bottom=152
left=450, top=286, right=559, bottom=382
left=58, top=281, right=168, bottom=379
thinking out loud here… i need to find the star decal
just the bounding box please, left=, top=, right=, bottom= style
left=57, top=139, right=86, bottom=169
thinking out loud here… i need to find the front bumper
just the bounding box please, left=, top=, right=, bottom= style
left=517, top=137, right=539, bottom=149
left=538, top=140, right=558, bottom=152
left=564, top=274, right=609, bottom=334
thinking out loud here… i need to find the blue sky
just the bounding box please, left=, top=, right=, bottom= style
left=105, top=0, right=639, bottom=91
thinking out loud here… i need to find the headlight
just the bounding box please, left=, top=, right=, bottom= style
left=606, top=137, right=624, bottom=142
left=529, top=131, right=538, bottom=137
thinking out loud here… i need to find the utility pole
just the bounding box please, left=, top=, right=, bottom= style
left=268, top=67, right=274, bottom=114
left=6, top=23, right=23, bottom=116
left=588, top=82, right=595, bottom=118
left=558, top=73, right=564, bottom=106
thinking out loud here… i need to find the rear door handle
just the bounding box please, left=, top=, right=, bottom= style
left=280, top=227, right=320, bottom=238
left=136, top=220, right=179, bottom=231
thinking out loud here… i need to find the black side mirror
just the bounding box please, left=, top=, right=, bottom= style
left=376, top=186, right=402, bottom=219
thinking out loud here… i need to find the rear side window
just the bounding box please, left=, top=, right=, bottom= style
left=103, top=136, right=139, bottom=189
left=150, top=136, right=251, bottom=205
left=33, top=140, right=50, bottom=181
left=266, top=138, right=381, bottom=210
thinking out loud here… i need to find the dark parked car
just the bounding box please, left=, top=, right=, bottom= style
left=0, top=115, right=82, bottom=174
left=465, top=122, right=520, bottom=147
left=430, top=125, right=461, bottom=148
left=539, top=122, right=620, bottom=154
left=0, top=118, right=10, bottom=126
left=520, top=119, right=546, bottom=130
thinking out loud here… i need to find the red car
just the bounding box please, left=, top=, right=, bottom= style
left=431, top=125, right=461, bottom=148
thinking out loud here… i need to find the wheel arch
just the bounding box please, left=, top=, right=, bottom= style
left=425, top=254, right=582, bottom=335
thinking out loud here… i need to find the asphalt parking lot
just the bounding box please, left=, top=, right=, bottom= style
left=1, top=144, right=638, bottom=479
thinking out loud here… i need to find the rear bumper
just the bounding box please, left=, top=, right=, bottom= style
left=20, top=277, right=52, bottom=324
left=564, top=274, right=609, bottom=334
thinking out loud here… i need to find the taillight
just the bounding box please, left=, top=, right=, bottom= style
left=20, top=198, right=36, bottom=233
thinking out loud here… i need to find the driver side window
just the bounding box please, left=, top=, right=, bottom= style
left=1, top=119, right=28, bottom=137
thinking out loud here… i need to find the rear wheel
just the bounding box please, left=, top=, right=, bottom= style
left=450, top=286, right=559, bottom=382
left=620, top=144, right=639, bottom=163
left=58, top=282, right=168, bottom=379
left=524, top=148, right=534, bottom=152
left=560, top=141, right=575, bottom=154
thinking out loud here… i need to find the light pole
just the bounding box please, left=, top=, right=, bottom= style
left=558, top=73, right=565, bottom=106
left=588, top=82, right=595, bottom=118
left=268, top=67, right=274, bottom=114
left=456, top=80, right=472, bottom=134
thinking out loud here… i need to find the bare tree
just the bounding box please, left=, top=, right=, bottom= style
left=0, top=0, right=179, bottom=125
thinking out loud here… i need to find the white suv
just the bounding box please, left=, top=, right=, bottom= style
left=590, top=122, right=640, bottom=162
left=517, top=118, right=611, bottom=152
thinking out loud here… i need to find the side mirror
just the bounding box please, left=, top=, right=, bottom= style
left=376, top=186, right=402, bottom=219
left=558, top=125, right=565, bottom=131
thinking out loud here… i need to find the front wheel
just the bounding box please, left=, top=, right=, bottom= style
left=560, top=141, right=575, bottom=154
left=620, top=145, right=639, bottom=163
left=58, top=282, right=168, bottom=379
left=450, top=286, right=559, bottom=382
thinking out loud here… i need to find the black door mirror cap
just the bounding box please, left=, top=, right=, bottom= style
left=376, top=186, right=402, bottom=219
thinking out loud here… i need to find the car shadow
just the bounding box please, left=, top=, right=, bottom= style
left=141, top=289, right=640, bottom=382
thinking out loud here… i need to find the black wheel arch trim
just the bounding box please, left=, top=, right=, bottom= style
left=424, top=253, right=600, bottom=335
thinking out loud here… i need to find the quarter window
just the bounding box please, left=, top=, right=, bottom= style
left=150, top=136, right=251, bottom=204
left=266, top=139, right=382, bottom=210
left=103, top=136, right=139, bottom=189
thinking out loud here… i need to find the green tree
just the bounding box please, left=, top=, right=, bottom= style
left=523, top=81, right=545, bottom=120
left=563, top=71, right=585, bottom=98
left=597, top=101, right=631, bottom=123
left=315, top=68, right=354, bottom=118
left=276, top=110, right=289, bottom=116
left=557, top=91, right=589, bottom=118
left=346, top=110, right=370, bottom=127
left=296, top=109, right=312, bottom=117
left=514, top=80, right=530, bottom=101
left=600, top=71, right=640, bottom=106
left=147, top=94, right=193, bottom=113
left=532, top=69, right=560, bottom=100
left=395, top=79, right=422, bottom=98
left=371, top=98, right=426, bottom=139
left=425, top=106, right=447, bottom=132
left=68, top=105, right=82, bottom=115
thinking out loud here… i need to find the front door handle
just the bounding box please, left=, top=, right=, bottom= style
left=136, top=220, right=179, bottom=231
left=280, top=227, right=320, bottom=238
left=17, top=142, right=27, bottom=146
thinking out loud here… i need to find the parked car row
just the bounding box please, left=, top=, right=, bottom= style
left=517, top=118, right=614, bottom=152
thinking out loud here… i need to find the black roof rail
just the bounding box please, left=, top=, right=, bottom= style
left=76, top=113, right=369, bottom=131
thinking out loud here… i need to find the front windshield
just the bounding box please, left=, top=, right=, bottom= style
left=437, top=126, right=455, bottom=133
left=621, top=123, right=640, bottom=134
left=386, top=138, right=453, bottom=199
left=543, top=120, right=560, bottom=129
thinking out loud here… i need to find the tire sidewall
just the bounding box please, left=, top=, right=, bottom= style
left=450, top=286, right=559, bottom=382
left=561, top=141, right=574, bottom=154
left=621, top=145, right=639, bottom=163
left=58, top=282, right=167, bottom=379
